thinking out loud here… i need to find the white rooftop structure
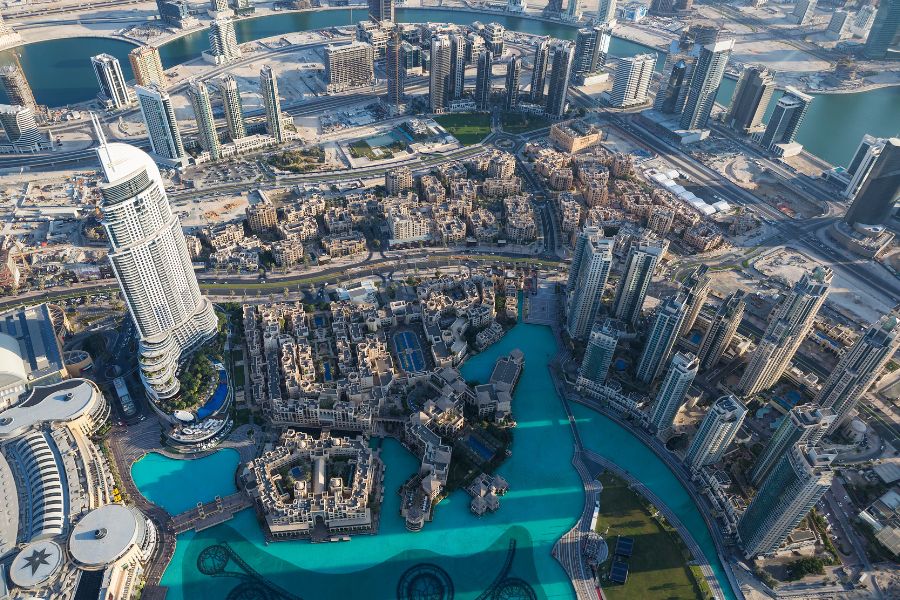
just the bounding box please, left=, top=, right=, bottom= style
left=0, top=379, right=103, bottom=439
left=0, top=452, right=19, bottom=557
left=68, top=504, right=149, bottom=569
left=9, top=540, right=63, bottom=590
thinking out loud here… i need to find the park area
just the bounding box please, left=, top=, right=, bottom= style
left=500, top=112, right=551, bottom=134
left=595, top=472, right=712, bottom=600
left=434, top=112, right=491, bottom=145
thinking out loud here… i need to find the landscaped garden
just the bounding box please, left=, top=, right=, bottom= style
left=595, top=472, right=712, bottom=600
left=434, top=112, right=492, bottom=145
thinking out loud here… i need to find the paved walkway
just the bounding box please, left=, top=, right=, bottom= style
left=107, top=418, right=263, bottom=586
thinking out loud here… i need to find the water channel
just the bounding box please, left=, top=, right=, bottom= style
left=0, top=7, right=897, bottom=166
left=131, top=322, right=736, bottom=600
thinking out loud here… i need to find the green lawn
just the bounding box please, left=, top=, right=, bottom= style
left=500, top=112, right=552, bottom=134
left=434, top=113, right=491, bottom=145
left=596, top=472, right=706, bottom=600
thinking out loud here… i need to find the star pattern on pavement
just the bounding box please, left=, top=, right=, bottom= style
left=20, top=547, right=52, bottom=576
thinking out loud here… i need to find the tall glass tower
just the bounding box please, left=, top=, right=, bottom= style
left=93, top=116, right=217, bottom=403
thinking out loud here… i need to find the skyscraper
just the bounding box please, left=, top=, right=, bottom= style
left=93, top=118, right=218, bottom=402
left=572, top=25, right=611, bottom=81
left=863, top=0, right=900, bottom=60
left=207, top=18, right=241, bottom=64
left=530, top=38, right=551, bottom=104
left=843, top=134, right=887, bottom=200
left=697, top=290, right=745, bottom=370
left=844, top=138, right=900, bottom=226
left=545, top=41, right=575, bottom=118
left=0, top=104, right=44, bottom=150
left=678, top=264, right=709, bottom=337
left=0, top=61, right=37, bottom=113
left=596, top=0, right=617, bottom=24
left=610, top=53, right=656, bottom=108
left=429, top=35, right=452, bottom=113
left=91, top=53, right=131, bottom=110
left=759, top=87, right=813, bottom=151
left=750, top=405, right=835, bottom=487
left=135, top=84, right=185, bottom=161
left=129, top=46, right=166, bottom=88
left=725, top=65, right=775, bottom=134
left=685, top=394, right=747, bottom=471
left=788, top=0, right=816, bottom=25
left=612, top=237, right=666, bottom=325
left=386, top=28, right=405, bottom=111
left=260, top=65, right=284, bottom=143
left=505, top=56, right=521, bottom=111
left=187, top=79, right=220, bottom=161
left=815, top=310, right=900, bottom=432
left=449, top=34, right=466, bottom=101
left=474, top=49, right=493, bottom=111
left=217, top=74, right=245, bottom=141
left=566, top=227, right=614, bottom=340
left=577, top=320, right=620, bottom=391
left=826, top=10, right=851, bottom=40
left=367, top=0, right=394, bottom=22
left=649, top=352, right=699, bottom=433
left=482, top=23, right=505, bottom=55
left=324, top=42, right=375, bottom=93
left=855, top=4, right=879, bottom=36
left=738, top=446, right=834, bottom=557
left=636, top=294, right=687, bottom=383
left=739, top=267, right=832, bottom=397
left=679, top=37, right=734, bottom=130
left=567, top=0, right=582, bottom=18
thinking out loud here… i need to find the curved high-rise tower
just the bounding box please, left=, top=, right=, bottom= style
left=93, top=116, right=217, bottom=403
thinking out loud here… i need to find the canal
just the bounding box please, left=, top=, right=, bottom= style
left=1, top=7, right=897, bottom=166
left=132, top=321, right=737, bottom=600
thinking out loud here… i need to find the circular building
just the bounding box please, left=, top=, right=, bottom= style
left=9, top=540, right=64, bottom=591
left=69, top=504, right=157, bottom=572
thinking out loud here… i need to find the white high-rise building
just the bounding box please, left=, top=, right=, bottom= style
left=750, top=404, right=834, bottom=487
left=679, top=264, right=710, bottom=337
left=91, top=54, right=132, bottom=109
left=565, top=227, right=614, bottom=340
left=135, top=84, right=185, bottom=162
left=636, top=294, right=687, bottom=383
left=260, top=65, right=284, bottom=143
left=697, top=290, right=745, bottom=370
left=789, top=0, right=817, bottom=25
left=685, top=394, right=747, bottom=471
left=217, top=74, right=245, bottom=141
left=187, top=79, right=220, bottom=161
left=826, top=9, right=851, bottom=40
left=610, top=53, right=655, bottom=107
left=449, top=34, right=466, bottom=101
left=843, top=134, right=887, bottom=199
left=596, top=0, right=617, bottom=23
left=0, top=104, right=45, bottom=151
left=649, top=352, right=699, bottom=433
left=577, top=320, right=620, bottom=391
left=93, top=116, right=217, bottom=403
left=816, top=310, right=900, bottom=432
left=206, top=18, right=241, bottom=65
left=739, top=267, right=831, bottom=397
left=430, top=35, right=452, bottom=113
left=612, top=236, right=667, bottom=325
left=738, top=446, right=834, bottom=557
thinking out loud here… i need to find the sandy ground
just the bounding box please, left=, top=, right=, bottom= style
left=753, top=248, right=894, bottom=323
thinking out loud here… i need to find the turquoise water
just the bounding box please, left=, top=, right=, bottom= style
left=133, top=321, right=737, bottom=599
left=130, top=449, right=240, bottom=515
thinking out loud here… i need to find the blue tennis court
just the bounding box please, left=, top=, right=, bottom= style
left=393, top=331, right=425, bottom=373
